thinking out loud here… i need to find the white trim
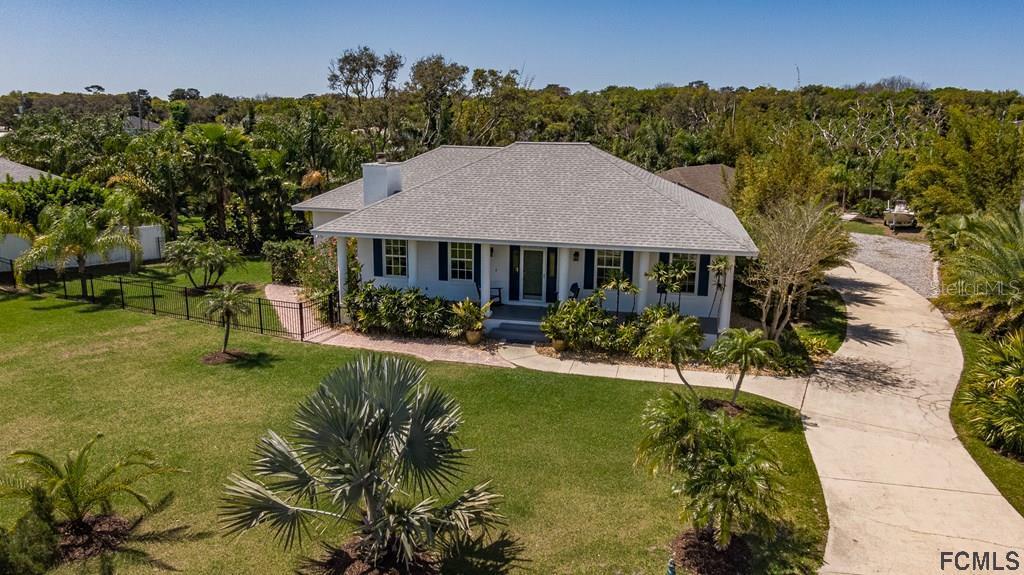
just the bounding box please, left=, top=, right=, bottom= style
left=520, top=248, right=546, bottom=302
left=313, top=231, right=758, bottom=258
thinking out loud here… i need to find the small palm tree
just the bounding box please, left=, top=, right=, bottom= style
left=601, top=270, right=640, bottom=317
left=446, top=297, right=493, bottom=343
left=706, top=256, right=732, bottom=316
left=203, top=284, right=252, bottom=354
left=642, top=315, right=704, bottom=394
left=635, top=389, right=708, bottom=475
left=709, top=328, right=780, bottom=405
left=221, top=355, right=503, bottom=569
left=16, top=205, right=140, bottom=297
left=678, top=412, right=784, bottom=550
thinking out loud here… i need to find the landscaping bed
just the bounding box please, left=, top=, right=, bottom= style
left=0, top=292, right=827, bottom=574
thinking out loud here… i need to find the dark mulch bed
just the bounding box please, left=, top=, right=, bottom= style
left=672, top=529, right=751, bottom=575
left=201, top=349, right=250, bottom=365
left=300, top=542, right=438, bottom=575
left=58, top=515, right=132, bottom=562
left=701, top=398, right=745, bottom=416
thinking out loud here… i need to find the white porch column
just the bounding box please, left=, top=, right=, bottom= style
left=336, top=237, right=347, bottom=304
left=406, top=240, right=418, bottom=287
left=480, top=243, right=491, bottom=307
left=636, top=251, right=651, bottom=308
left=557, top=247, right=571, bottom=301
left=718, top=255, right=735, bottom=333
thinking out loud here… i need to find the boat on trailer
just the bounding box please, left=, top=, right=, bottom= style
left=883, top=199, right=917, bottom=231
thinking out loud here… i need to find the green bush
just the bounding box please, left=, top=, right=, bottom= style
left=855, top=197, right=886, bottom=218
left=261, top=239, right=309, bottom=284
left=0, top=177, right=106, bottom=227
left=963, top=331, right=1024, bottom=457
left=344, top=282, right=453, bottom=337
left=164, top=236, right=244, bottom=289
left=0, top=488, right=58, bottom=575
left=540, top=295, right=688, bottom=358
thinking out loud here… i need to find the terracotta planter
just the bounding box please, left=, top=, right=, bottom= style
left=551, top=339, right=568, bottom=352
left=465, top=330, right=483, bottom=345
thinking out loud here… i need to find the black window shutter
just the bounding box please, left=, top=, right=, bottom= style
left=697, top=254, right=711, bottom=296
left=438, top=242, right=448, bottom=281
left=545, top=247, right=558, bottom=303
left=373, top=238, right=383, bottom=276
left=656, top=252, right=669, bottom=293
left=509, top=245, right=520, bottom=300
left=583, top=249, right=595, bottom=289
left=473, top=243, right=482, bottom=289
left=622, top=250, right=634, bottom=281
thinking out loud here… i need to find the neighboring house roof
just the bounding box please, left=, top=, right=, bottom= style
left=313, top=142, right=757, bottom=256
left=293, top=145, right=501, bottom=213
left=658, top=164, right=735, bottom=206
left=124, top=116, right=160, bottom=133
left=0, top=157, right=54, bottom=182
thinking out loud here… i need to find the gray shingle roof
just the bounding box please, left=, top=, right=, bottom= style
left=315, top=142, right=758, bottom=255
left=293, top=145, right=501, bottom=212
left=658, top=164, right=735, bottom=206
left=0, top=157, right=55, bottom=183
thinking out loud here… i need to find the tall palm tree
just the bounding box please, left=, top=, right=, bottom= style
left=642, top=315, right=704, bottom=394
left=709, top=328, right=780, bottom=405
left=221, top=355, right=503, bottom=569
left=16, top=205, right=140, bottom=297
left=185, top=123, right=254, bottom=239
left=203, top=284, right=252, bottom=354
left=678, top=412, right=783, bottom=550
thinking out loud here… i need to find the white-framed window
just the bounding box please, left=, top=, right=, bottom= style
left=449, top=242, right=474, bottom=281
left=595, top=250, right=623, bottom=287
left=670, top=253, right=698, bottom=294
left=384, top=239, right=407, bottom=277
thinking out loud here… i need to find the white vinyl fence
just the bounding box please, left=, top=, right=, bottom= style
left=0, top=224, right=165, bottom=268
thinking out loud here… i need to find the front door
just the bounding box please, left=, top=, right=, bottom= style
left=522, top=249, right=545, bottom=301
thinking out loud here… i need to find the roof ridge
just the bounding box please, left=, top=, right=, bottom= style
left=510, top=141, right=591, bottom=145
left=319, top=145, right=507, bottom=223
left=583, top=145, right=749, bottom=247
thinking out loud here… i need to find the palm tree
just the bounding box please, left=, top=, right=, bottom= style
left=709, top=328, right=780, bottom=405
left=98, top=184, right=161, bottom=271
left=642, top=315, right=704, bottom=394
left=185, top=123, right=254, bottom=239
left=945, top=209, right=1024, bottom=333
left=221, top=355, right=503, bottom=569
left=601, top=269, right=640, bottom=317
left=203, top=284, right=252, bottom=354
left=635, top=389, right=708, bottom=475
left=678, top=412, right=783, bottom=550
left=15, top=205, right=140, bottom=298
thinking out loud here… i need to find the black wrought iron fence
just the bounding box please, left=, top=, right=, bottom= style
left=26, top=270, right=337, bottom=341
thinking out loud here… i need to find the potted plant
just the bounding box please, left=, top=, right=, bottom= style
left=447, top=298, right=492, bottom=344
left=540, top=303, right=570, bottom=352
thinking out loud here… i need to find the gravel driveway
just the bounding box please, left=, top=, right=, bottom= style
left=849, top=233, right=936, bottom=297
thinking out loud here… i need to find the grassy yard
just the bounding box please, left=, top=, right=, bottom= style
left=949, top=328, right=1024, bottom=516
left=842, top=219, right=887, bottom=236
left=792, top=287, right=848, bottom=353
left=0, top=293, right=827, bottom=574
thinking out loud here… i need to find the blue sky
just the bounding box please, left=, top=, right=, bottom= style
left=1, top=1, right=1021, bottom=97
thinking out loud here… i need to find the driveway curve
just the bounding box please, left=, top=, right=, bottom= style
left=809, top=261, right=1024, bottom=574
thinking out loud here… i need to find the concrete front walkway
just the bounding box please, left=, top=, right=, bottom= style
left=501, top=261, right=1024, bottom=574
left=807, top=262, right=1024, bottom=574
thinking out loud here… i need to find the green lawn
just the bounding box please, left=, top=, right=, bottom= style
left=792, top=286, right=848, bottom=353
left=842, top=219, right=887, bottom=236
left=0, top=294, right=827, bottom=574
left=949, top=328, right=1024, bottom=516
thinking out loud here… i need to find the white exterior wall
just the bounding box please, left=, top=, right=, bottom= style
left=0, top=224, right=164, bottom=268
left=310, top=211, right=346, bottom=244
left=352, top=240, right=727, bottom=323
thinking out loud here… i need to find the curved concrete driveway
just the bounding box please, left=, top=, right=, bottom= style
left=809, top=262, right=1024, bottom=574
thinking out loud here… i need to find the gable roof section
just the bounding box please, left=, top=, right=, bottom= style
left=315, top=142, right=757, bottom=255
left=658, top=164, right=735, bottom=206
left=293, top=145, right=501, bottom=212
left=0, top=157, right=55, bottom=182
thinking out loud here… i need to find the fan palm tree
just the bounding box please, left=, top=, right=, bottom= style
left=642, top=315, right=704, bottom=394
left=709, top=328, right=780, bottom=405
left=678, top=412, right=784, bottom=550
left=221, top=355, right=503, bottom=569
left=203, top=284, right=252, bottom=354
left=15, top=205, right=140, bottom=298
left=184, top=123, right=255, bottom=239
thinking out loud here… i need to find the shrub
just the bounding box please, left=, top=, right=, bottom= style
left=447, top=298, right=492, bottom=338
left=164, top=236, right=243, bottom=288
left=963, top=331, right=1024, bottom=456
left=0, top=488, right=58, bottom=575
left=261, top=239, right=309, bottom=284
left=344, top=282, right=453, bottom=338
left=539, top=293, right=614, bottom=350
left=855, top=197, right=886, bottom=218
